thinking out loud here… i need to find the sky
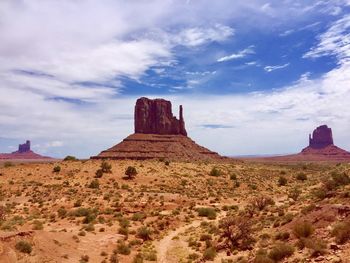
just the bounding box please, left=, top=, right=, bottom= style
left=1, top=0, right=350, bottom=158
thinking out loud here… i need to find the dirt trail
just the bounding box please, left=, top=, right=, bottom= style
left=156, top=212, right=226, bottom=263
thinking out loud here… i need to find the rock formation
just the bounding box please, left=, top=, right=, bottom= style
left=300, top=125, right=350, bottom=160
left=14, top=140, right=31, bottom=153
left=92, top=97, right=224, bottom=161
left=308, top=125, right=334, bottom=149
left=0, top=140, right=51, bottom=160
left=134, top=97, right=187, bottom=136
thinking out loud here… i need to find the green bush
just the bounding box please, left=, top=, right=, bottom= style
left=331, top=172, right=350, bottom=186
left=53, top=165, right=61, bottom=173
left=332, top=221, right=350, bottom=244
left=101, top=161, right=112, bottom=173
left=296, top=173, right=307, bottom=181
left=88, top=179, right=99, bottom=189
left=137, top=226, right=152, bottom=241
left=293, top=221, right=314, bottom=239
left=125, top=166, right=137, bottom=179
left=116, top=241, right=131, bottom=255
left=210, top=167, right=222, bottom=177
left=95, top=169, right=103, bottom=178
left=197, top=207, right=217, bottom=219
left=203, top=247, right=217, bottom=260
left=268, top=243, right=294, bottom=261
left=278, top=176, right=287, bottom=186
left=4, top=162, right=13, bottom=168
left=15, top=240, right=32, bottom=254
left=63, top=155, right=78, bottom=161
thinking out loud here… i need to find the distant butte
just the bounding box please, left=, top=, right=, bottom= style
left=0, top=140, right=51, bottom=160
left=92, top=97, right=224, bottom=161
left=300, top=125, right=350, bottom=160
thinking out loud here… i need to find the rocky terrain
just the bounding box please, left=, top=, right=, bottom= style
left=0, top=159, right=349, bottom=262
left=0, top=141, right=52, bottom=160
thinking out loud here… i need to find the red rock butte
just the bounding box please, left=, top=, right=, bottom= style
left=300, top=125, right=350, bottom=160
left=0, top=140, right=51, bottom=160
left=92, top=97, right=224, bottom=161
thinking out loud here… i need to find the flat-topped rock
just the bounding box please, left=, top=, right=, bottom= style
left=0, top=140, right=51, bottom=160
left=135, top=97, right=187, bottom=136
left=309, top=125, right=334, bottom=149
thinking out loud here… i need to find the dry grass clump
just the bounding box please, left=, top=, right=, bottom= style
left=332, top=221, right=350, bottom=244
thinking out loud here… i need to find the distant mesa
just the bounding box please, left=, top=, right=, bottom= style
left=92, top=97, right=224, bottom=161
left=0, top=140, right=51, bottom=160
left=300, top=125, right=350, bottom=159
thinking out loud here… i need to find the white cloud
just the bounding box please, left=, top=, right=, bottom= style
left=304, top=14, right=350, bottom=64
left=264, top=63, right=290, bottom=72
left=217, top=46, right=255, bottom=62
left=1, top=1, right=350, bottom=157
left=173, top=24, right=234, bottom=47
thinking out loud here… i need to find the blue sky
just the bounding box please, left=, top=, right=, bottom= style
left=1, top=0, right=350, bottom=158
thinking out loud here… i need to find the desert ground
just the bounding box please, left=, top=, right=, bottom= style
left=0, top=159, right=349, bottom=263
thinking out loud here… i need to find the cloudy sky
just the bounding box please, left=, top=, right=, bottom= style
left=1, top=0, right=350, bottom=158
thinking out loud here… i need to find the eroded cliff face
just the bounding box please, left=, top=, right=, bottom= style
left=134, top=97, right=187, bottom=136
left=309, top=125, right=334, bottom=149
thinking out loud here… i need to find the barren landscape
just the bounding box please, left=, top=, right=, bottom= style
left=1, top=158, right=350, bottom=262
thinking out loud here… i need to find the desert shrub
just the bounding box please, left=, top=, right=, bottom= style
left=133, top=253, right=144, bottom=263
left=219, top=215, right=254, bottom=250
left=57, top=207, right=67, bottom=218
left=230, top=173, right=237, bottom=180
left=74, top=200, right=82, bottom=207
left=82, top=213, right=96, bottom=224
left=164, top=160, right=170, bottom=166
left=125, top=166, right=137, bottom=179
left=278, top=176, right=287, bottom=186
left=288, top=188, right=301, bottom=201
left=200, top=234, right=212, bottom=241
left=88, top=179, right=99, bottom=189
left=331, top=221, right=350, bottom=244
left=15, top=240, right=32, bottom=254
left=296, top=173, right=307, bottom=181
left=118, top=227, right=129, bottom=235
left=118, top=217, right=130, bottom=228
left=268, top=243, right=294, bottom=261
left=95, top=169, right=103, bottom=178
left=250, top=196, right=274, bottom=211
left=53, top=165, right=61, bottom=173
left=203, top=247, right=217, bottom=260
left=116, top=241, right=131, bottom=255
left=312, top=188, right=327, bottom=200
left=4, top=162, right=13, bottom=167
left=32, top=220, right=43, bottom=230
left=0, top=205, right=5, bottom=221
left=132, top=212, right=146, bottom=221
left=137, top=226, right=152, bottom=241
left=210, top=167, right=222, bottom=177
left=275, top=231, right=290, bottom=241
left=80, top=255, right=89, bottom=262
left=101, top=161, right=112, bottom=173
left=293, top=221, right=314, bottom=239
left=197, top=207, right=217, bottom=219
left=63, top=155, right=77, bottom=161
left=303, top=238, right=327, bottom=257
left=331, top=172, right=350, bottom=186
left=254, top=249, right=274, bottom=263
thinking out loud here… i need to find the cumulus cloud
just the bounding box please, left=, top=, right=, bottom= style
left=1, top=1, right=350, bottom=157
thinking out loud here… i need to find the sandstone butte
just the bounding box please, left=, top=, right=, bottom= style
left=0, top=140, right=51, bottom=160
left=92, top=97, right=225, bottom=161
left=248, top=125, right=350, bottom=162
